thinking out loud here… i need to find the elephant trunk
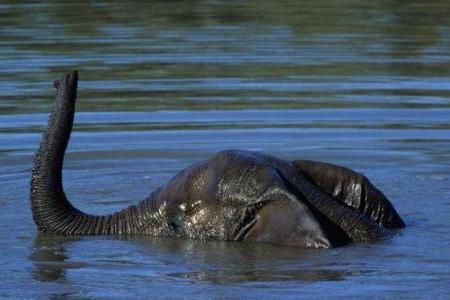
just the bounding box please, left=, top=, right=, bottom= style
left=30, top=71, right=153, bottom=235
left=277, top=167, right=387, bottom=242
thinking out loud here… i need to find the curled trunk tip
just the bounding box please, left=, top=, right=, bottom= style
left=53, top=70, right=78, bottom=89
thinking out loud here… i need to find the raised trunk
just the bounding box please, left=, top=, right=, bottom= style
left=30, top=71, right=156, bottom=235
left=276, top=167, right=387, bottom=242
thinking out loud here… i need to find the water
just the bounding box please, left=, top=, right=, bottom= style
left=1, top=1, right=450, bottom=298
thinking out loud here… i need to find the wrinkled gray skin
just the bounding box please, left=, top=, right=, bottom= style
left=31, top=72, right=405, bottom=248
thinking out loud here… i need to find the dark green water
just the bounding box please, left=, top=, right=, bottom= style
left=0, top=1, right=449, bottom=298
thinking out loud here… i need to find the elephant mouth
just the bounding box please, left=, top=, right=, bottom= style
left=233, top=201, right=266, bottom=241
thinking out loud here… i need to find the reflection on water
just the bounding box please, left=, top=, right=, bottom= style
left=29, top=235, right=347, bottom=287
left=170, top=268, right=348, bottom=284
left=1, top=0, right=450, bottom=298
left=29, top=237, right=75, bottom=283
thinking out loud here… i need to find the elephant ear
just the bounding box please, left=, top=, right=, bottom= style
left=291, top=160, right=405, bottom=229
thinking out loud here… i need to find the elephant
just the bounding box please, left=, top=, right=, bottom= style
left=30, top=71, right=405, bottom=248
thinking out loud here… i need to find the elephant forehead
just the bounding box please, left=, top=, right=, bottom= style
left=217, top=166, right=260, bottom=194
left=215, top=165, right=289, bottom=208
left=174, top=151, right=287, bottom=207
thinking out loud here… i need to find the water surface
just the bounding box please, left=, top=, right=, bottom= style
left=1, top=1, right=449, bottom=299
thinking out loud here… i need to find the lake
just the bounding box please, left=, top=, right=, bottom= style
left=0, top=1, right=449, bottom=298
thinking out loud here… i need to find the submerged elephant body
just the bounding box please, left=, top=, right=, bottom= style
left=30, top=72, right=404, bottom=248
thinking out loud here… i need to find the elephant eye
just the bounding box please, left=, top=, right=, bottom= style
left=233, top=201, right=265, bottom=241
left=168, top=217, right=185, bottom=235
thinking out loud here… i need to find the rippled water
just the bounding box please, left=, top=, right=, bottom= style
left=1, top=1, right=450, bottom=298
